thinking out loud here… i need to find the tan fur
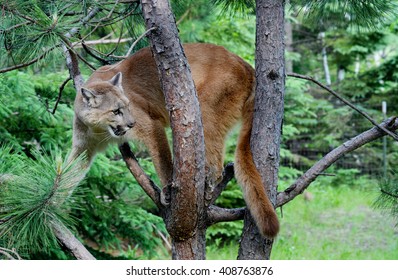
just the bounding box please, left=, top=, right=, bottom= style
left=70, top=43, right=279, bottom=238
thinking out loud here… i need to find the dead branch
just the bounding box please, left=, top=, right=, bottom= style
left=118, top=143, right=162, bottom=208
left=51, top=221, right=96, bottom=260
left=277, top=117, right=398, bottom=207
left=287, top=72, right=398, bottom=142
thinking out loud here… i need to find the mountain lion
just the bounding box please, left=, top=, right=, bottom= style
left=70, top=43, right=279, bottom=238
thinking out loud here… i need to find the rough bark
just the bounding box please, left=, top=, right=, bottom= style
left=140, top=0, right=206, bottom=260
left=238, top=0, right=286, bottom=260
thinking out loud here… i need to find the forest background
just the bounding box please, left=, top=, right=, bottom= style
left=0, top=0, right=398, bottom=259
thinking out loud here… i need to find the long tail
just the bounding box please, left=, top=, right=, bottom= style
left=234, top=96, right=280, bottom=238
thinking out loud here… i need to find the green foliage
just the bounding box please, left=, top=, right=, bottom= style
left=0, top=146, right=86, bottom=257
left=374, top=174, right=398, bottom=226
left=271, top=181, right=398, bottom=260
left=209, top=178, right=398, bottom=260
left=292, top=0, right=398, bottom=29
left=0, top=71, right=74, bottom=153
left=179, top=7, right=255, bottom=64
left=211, top=0, right=255, bottom=15
left=2, top=0, right=398, bottom=260
left=206, top=221, right=243, bottom=247
left=74, top=147, right=167, bottom=259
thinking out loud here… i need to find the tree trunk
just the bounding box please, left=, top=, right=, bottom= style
left=140, top=0, right=206, bottom=260
left=238, top=0, right=286, bottom=260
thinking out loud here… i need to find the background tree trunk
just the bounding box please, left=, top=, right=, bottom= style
left=140, top=0, right=206, bottom=260
left=238, top=0, right=286, bottom=260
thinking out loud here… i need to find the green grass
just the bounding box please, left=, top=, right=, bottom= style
left=207, top=181, right=398, bottom=260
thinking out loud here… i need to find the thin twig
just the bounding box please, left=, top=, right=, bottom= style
left=81, top=42, right=111, bottom=65
left=176, top=8, right=191, bottom=25
left=287, top=72, right=398, bottom=142
left=3, top=21, right=31, bottom=32
left=52, top=77, right=72, bottom=114
left=380, top=188, right=398, bottom=199
left=105, top=24, right=125, bottom=56
left=152, top=224, right=171, bottom=250
left=0, top=45, right=59, bottom=73
left=113, top=27, right=156, bottom=59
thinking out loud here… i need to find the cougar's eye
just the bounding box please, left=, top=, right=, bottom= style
left=113, top=108, right=122, bottom=116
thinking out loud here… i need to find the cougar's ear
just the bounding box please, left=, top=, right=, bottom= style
left=109, top=72, right=123, bottom=88
left=81, top=87, right=97, bottom=105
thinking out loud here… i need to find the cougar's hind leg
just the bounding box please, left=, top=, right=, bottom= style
left=201, top=112, right=226, bottom=205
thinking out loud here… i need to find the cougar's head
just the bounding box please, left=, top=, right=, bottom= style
left=79, top=72, right=135, bottom=138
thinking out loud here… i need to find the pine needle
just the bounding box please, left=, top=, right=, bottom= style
left=0, top=146, right=87, bottom=255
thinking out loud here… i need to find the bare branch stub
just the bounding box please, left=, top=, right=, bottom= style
left=277, top=117, right=398, bottom=207
left=118, top=143, right=162, bottom=208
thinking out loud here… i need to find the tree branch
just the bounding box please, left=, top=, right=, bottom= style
left=51, top=221, right=96, bottom=260
left=118, top=143, right=162, bottom=208
left=287, top=72, right=398, bottom=142
left=208, top=163, right=235, bottom=206
left=277, top=117, right=398, bottom=207
left=206, top=206, right=245, bottom=226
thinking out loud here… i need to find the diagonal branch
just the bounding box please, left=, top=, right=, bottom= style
left=277, top=117, right=398, bottom=207
left=51, top=221, right=96, bottom=260
left=118, top=143, right=162, bottom=208
left=287, top=72, right=398, bottom=142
